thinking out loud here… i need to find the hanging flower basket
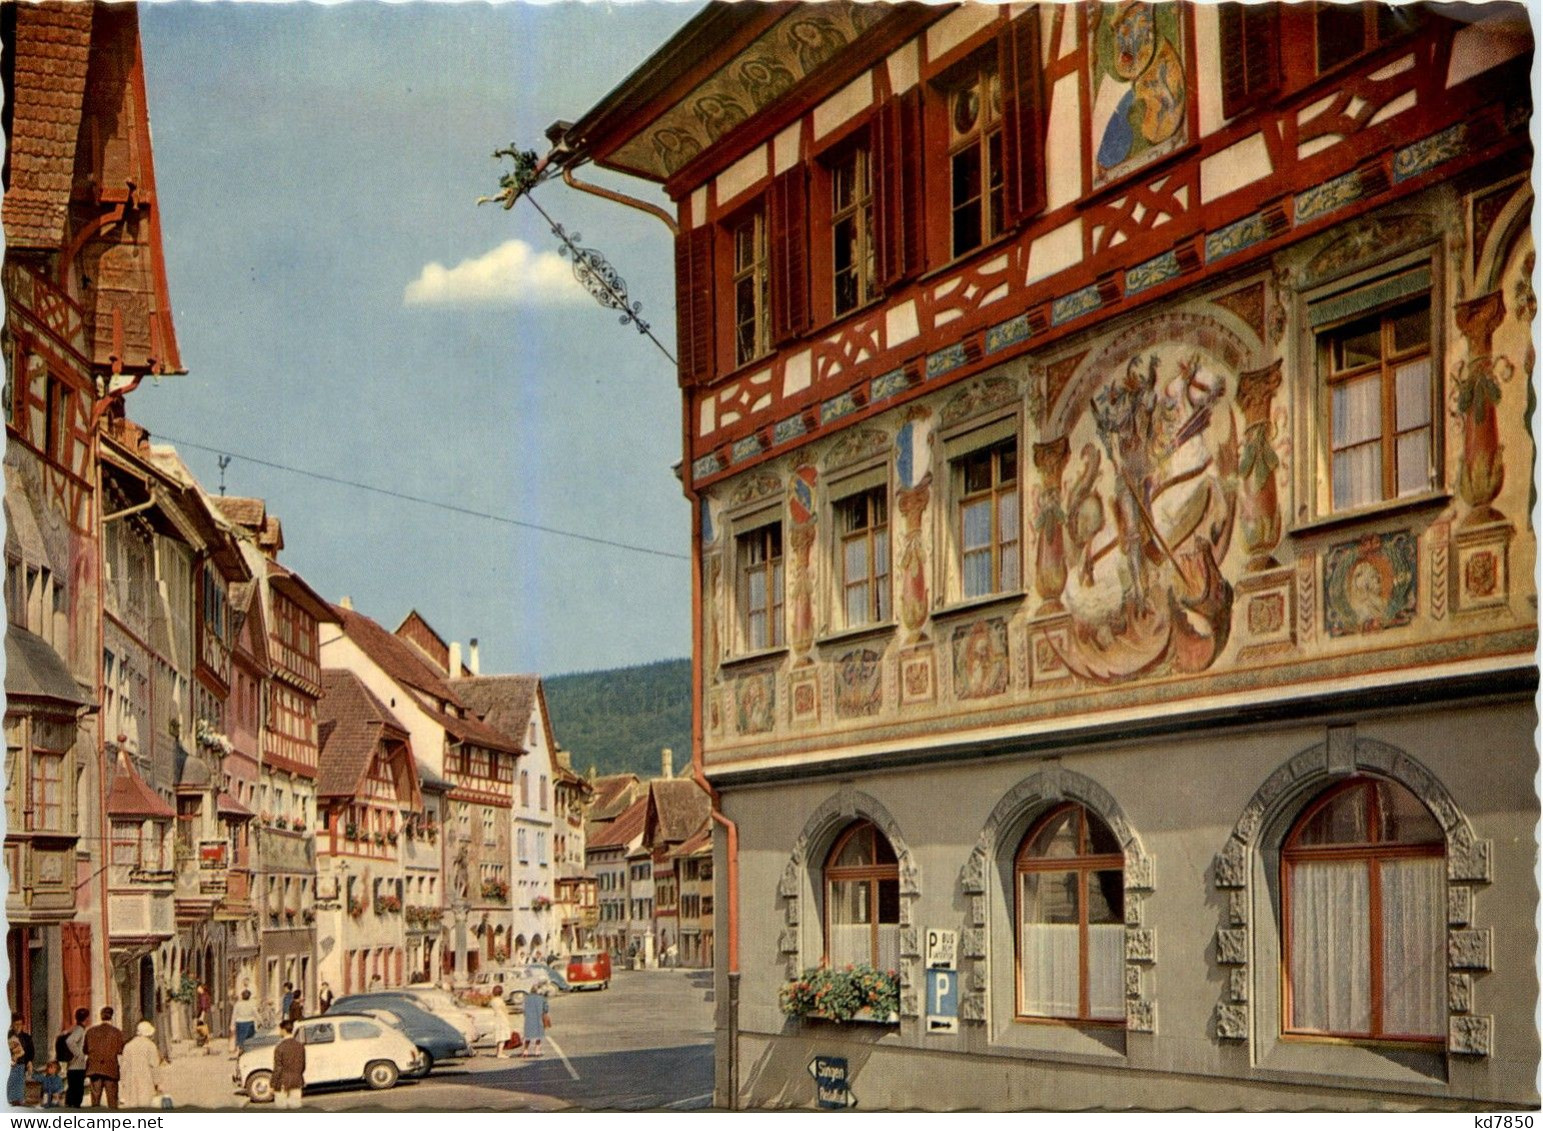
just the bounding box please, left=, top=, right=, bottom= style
left=481, top=879, right=509, bottom=901
left=348, top=897, right=367, bottom=919
left=376, top=894, right=402, bottom=914
left=530, top=895, right=552, bottom=912
left=780, top=964, right=900, bottom=1024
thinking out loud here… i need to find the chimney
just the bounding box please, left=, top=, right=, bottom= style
left=448, top=641, right=461, bottom=677
left=661, top=747, right=673, bottom=780
left=339, top=595, right=353, bottom=610
left=469, top=638, right=481, bottom=676
left=556, top=747, right=572, bottom=770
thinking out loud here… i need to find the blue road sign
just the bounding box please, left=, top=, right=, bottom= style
left=926, top=968, right=959, bottom=1034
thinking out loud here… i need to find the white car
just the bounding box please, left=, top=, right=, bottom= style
left=235, top=1014, right=423, bottom=1102
left=382, top=985, right=483, bottom=1047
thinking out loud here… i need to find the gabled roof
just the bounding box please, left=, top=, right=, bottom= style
left=106, top=752, right=175, bottom=820
left=451, top=674, right=538, bottom=744
left=648, top=778, right=712, bottom=846
left=316, top=669, right=419, bottom=804
left=672, top=827, right=712, bottom=859
left=395, top=610, right=463, bottom=675
left=588, top=795, right=648, bottom=850
left=267, top=559, right=336, bottom=625
left=333, top=603, right=460, bottom=704
left=589, top=774, right=643, bottom=822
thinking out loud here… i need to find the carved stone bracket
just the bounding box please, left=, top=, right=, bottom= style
left=1211, top=730, right=1492, bottom=1052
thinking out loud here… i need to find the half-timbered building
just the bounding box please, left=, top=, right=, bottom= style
left=3, top=0, right=182, bottom=1043
left=553, top=0, right=1537, bottom=1108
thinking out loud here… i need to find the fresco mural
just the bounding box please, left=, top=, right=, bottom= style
left=834, top=647, right=883, bottom=718
left=612, top=2, right=884, bottom=179
left=952, top=618, right=1010, bottom=699
left=736, top=671, right=776, bottom=734
left=1088, top=1, right=1189, bottom=190
left=1323, top=530, right=1418, bottom=637
left=1041, top=333, right=1244, bottom=683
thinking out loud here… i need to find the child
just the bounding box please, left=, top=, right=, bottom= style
left=38, top=1061, right=65, bottom=1107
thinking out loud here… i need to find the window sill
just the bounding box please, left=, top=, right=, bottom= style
left=931, top=590, right=1027, bottom=621
left=815, top=620, right=897, bottom=648
left=1288, top=490, right=1451, bottom=538
left=796, top=1008, right=900, bottom=1026
left=719, top=646, right=789, bottom=673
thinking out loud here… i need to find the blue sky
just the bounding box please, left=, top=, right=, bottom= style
left=134, top=1, right=705, bottom=677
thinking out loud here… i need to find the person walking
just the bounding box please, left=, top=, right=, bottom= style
left=488, top=986, right=513, bottom=1059
left=230, top=991, right=257, bottom=1054
left=8, top=1017, right=34, bottom=1105
left=519, top=982, right=549, bottom=1059
left=61, top=1008, right=88, bottom=1108
left=317, top=983, right=334, bottom=1015
left=278, top=983, right=294, bottom=1022
left=271, top=1021, right=305, bottom=1109
left=83, top=1007, right=124, bottom=1109
left=117, top=1022, right=163, bottom=1109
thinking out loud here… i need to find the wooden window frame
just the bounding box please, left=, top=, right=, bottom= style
left=729, top=207, right=771, bottom=368
left=1280, top=777, right=1445, bottom=1045
left=941, top=51, right=1006, bottom=260
left=827, top=139, right=878, bottom=318
left=821, top=820, right=900, bottom=969
left=1317, top=287, right=1435, bottom=515
left=1013, top=803, right=1125, bottom=1025
left=29, top=749, right=63, bottom=832
left=736, top=520, right=785, bottom=652
left=1310, top=1, right=1425, bottom=77
left=836, top=485, right=891, bottom=628
left=953, top=437, right=1021, bottom=600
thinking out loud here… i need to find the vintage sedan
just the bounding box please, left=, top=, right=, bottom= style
left=236, top=1013, right=423, bottom=1102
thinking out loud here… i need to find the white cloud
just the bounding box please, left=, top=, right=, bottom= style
left=403, top=239, right=585, bottom=308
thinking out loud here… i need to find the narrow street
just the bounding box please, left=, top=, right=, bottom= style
left=304, top=969, right=715, bottom=1112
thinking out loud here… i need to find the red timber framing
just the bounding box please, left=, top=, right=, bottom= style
left=569, top=5, right=1529, bottom=492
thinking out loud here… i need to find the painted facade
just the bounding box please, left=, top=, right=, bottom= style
left=555, top=0, right=1537, bottom=1109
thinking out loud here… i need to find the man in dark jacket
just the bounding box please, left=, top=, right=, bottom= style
left=271, top=1021, right=305, bottom=1109
left=83, top=1008, right=124, bottom=1109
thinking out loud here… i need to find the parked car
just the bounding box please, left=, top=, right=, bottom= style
left=330, top=993, right=473, bottom=1073
left=565, top=951, right=612, bottom=991
left=486, top=963, right=572, bottom=1008
left=236, top=1013, right=422, bottom=1102
left=390, top=984, right=499, bottom=1048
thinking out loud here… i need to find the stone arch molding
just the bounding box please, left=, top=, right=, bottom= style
left=959, top=766, right=1157, bottom=1031
left=777, top=787, right=924, bottom=1018
left=1211, top=727, right=1494, bottom=1056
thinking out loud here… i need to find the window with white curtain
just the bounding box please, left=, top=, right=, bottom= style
left=1015, top=803, right=1125, bottom=1023
left=824, top=820, right=900, bottom=971
left=1282, top=777, right=1445, bottom=1041
left=1316, top=276, right=1434, bottom=513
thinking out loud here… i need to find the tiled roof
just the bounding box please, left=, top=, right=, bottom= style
left=451, top=675, right=538, bottom=746
left=4, top=4, right=93, bottom=248
left=218, top=791, right=254, bottom=819
left=106, top=752, right=175, bottom=820
left=213, top=496, right=267, bottom=530
left=588, top=796, right=648, bottom=849
left=672, top=827, right=712, bottom=858
left=333, top=603, right=462, bottom=703
left=316, top=669, right=410, bottom=800
left=425, top=701, right=524, bottom=756
left=589, top=774, right=642, bottom=822
left=650, top=778, right=712, bottom=845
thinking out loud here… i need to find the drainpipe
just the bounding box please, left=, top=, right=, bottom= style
left=94, top=457, right=115, bottom=1013
left=683, top=402, right=741, bottom=1112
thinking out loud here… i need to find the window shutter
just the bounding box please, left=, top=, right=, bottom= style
left=674, top=224, right=715, bottom=386
left=1000, top=11, right=1045, bottom=228
left=875, top=85, right=925, bottom=289
left=1220, top=2, right=1279, bottom=119
left=768, top=168, right=810, bottom=344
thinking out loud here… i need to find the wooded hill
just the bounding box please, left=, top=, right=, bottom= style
left=543, top=657, right=691, bottom=780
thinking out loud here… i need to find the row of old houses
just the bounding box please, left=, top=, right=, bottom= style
left=2, top=1, right=609, bottom=1050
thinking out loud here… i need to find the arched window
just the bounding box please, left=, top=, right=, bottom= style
left=1015, top=803, right=1124, bottom=1023
left=1282, top=777, right=1445, bottom=1042
left=824, top=820, right=899, bottom=970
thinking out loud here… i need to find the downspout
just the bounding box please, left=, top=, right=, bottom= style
left=94, top=457, right=114, bottom=1011
left=683, top=411, right=741, bottom=1113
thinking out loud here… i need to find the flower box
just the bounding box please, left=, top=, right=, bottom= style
left=779, top=964, right=900, bottom=1024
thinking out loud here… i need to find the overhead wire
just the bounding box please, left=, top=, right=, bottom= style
left=149, top=431, right=690, bottom=562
